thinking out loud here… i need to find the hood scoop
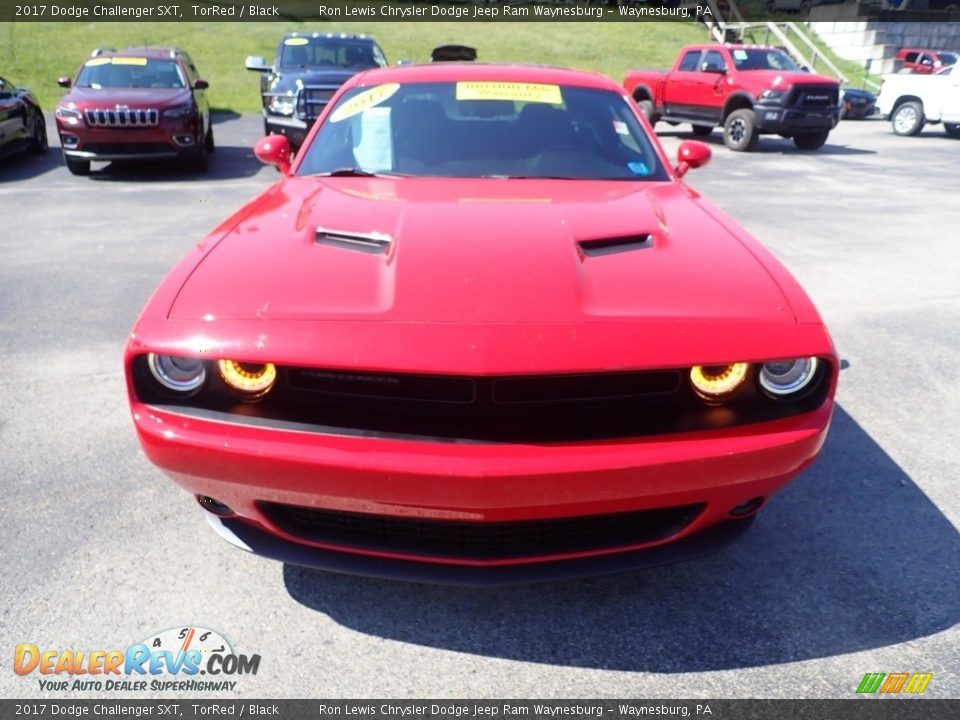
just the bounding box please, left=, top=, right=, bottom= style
left=316, top=227, right=392, bottom=255
left=578, top=233, right=653, bottom=258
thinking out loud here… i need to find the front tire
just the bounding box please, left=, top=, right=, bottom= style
left=65, top=156, right=90, bottom=175
left=945, top=123, right=960, bottom=138
left=205, top=124, right=216, bottom=153
left=793, top=131, right=830, bottom=150
left=30, top=113, right=48, bottom=154
left=723, top=108, right=759, bottom=151
left=691, top=124, right=713, bottom=137
left=892, top=101, right=925, bottom=136
left=637, top=99, right=659, bottom=126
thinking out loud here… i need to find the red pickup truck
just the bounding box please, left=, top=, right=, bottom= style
left=625, top=44, right=841, bottom=151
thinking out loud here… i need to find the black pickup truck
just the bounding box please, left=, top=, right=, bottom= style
left=246, top=32, right=388, bottom=148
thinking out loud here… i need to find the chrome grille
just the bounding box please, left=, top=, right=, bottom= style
left=84, top=108, right=159, bottom=127
left=296, top=85, right=341, bottom=122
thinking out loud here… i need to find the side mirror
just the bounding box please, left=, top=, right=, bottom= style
left=255, top=135, right=292, bottom=175
left=57, top=77, right=72, bottom=88
left=675, top=141, right=711, bottom=178
left=194, top=79, right=209, bottom=90
left=245, top=56, right=271, bottom=72
left=701, top=62, right=726, bottom=75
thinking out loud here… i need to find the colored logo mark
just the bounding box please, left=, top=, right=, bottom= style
left=857, top=672, right=933, bottom=694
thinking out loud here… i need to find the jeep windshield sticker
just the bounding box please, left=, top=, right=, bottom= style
left=455, top=82, right=562, bottom=105
left=111, top=58, right=149, bottom=66
left=283, top=38, right=309, bottom=46
left=732, top=50, right=748, bottom=61
left=84, top=58, right=111, bottom=67
left=329, top=83, right=401, bottom=123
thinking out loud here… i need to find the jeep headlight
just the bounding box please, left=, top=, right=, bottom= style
left=267, top=95, right=296, bottom=116
left=56, top=105, right=82, bottom=125
left=164, top=104, right=194, bottom=119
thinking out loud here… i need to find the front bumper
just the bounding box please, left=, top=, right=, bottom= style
left=754, top=103, right=839, bottom=133
left=132, top=397, right=833, bottom=583
left=263, top=114, right=309, bottom=148
left=56, top=119, right=202, bottom=161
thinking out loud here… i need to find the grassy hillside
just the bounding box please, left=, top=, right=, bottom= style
left=0, top=21, right=709, bottom=112
left=0, top=21, right=874, bottom=112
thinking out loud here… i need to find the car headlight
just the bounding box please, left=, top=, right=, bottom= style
left=56, top=105, right=82, bottom=125
left=164, top=104, right=194, bottom=119
left=759, top=89, right=786, bottom=103
left=759, top=358, right=819, bottom=399
left=690, top=363, right=749, bottom=401
left=218, top=359, right=277, bottom=399
left=147, top=354, right=207, bottom=394
left=267, top=95, right=296, bottom=116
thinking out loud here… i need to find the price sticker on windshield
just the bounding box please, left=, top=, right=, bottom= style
left=330, top=83, right=401, bottom=123
left=456, top=82, right=562, bottom=105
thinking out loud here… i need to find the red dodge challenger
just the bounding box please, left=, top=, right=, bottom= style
left=125, top=63, right=837, bottom=584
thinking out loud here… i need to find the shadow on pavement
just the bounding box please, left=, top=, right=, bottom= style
left=284, top=405, right=959, bottom=671
left=0, top=147, right=61, bottom=182
left=86, top=145, right=265, bottom=182
left=657, top=128, right=877, bottom=156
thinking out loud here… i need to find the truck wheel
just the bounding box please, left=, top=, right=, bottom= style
left=945, top=123, right=960, bottom=138
left=637, top=100, right=659, bottom=126
left=691, top=125, right=713, bottom=137
left=65, top=157, right=90, bottom=176
left=723, top=109, right=758, bottom=151
left=892, top=101, right=925, bottom=136
left=793, top=131, right=829, bottom=150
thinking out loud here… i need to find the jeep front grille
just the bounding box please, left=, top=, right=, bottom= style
left=84, top=108, right=160, bottom=127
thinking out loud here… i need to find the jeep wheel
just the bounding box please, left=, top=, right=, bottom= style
left=892, top=101, right=925, bottom=136
left=945, top=123, right=960, bottom=138
left=65, top=157, right=90, bottom=176
left=30, top=113, right=48, bottom=154
left=793, top=131, right=829, bottom=150
left=637, top=100, right=659, bottom=126
left=205, top=125, right=216, bottom=153
left=691, top=124, right=713, bottom=137
left=723, top=109, right=758, bottom=151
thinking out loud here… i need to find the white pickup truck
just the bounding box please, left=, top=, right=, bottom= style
left=876, top=61, right=960, bottom=137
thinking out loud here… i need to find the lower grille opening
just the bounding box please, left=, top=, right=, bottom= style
left=259, top=502, right=705, bottom=560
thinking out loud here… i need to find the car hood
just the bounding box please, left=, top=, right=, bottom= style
left=169, top=178, right=796, bottom=327
left=740, top=69, right=838, bottom=89
left=65, top=86, right=193, bottom=107
left=270, top=68, right=362, bottom=94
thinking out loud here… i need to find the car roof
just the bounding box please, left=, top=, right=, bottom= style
left=93, top=47, right=186, bottom=60
left=346, top=62, right=619, bottom=91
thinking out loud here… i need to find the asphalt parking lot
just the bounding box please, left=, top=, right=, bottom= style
left=1, top=113, right=958, bottom=699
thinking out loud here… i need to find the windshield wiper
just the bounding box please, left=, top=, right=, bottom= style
left=312, top=168, right=409, bottom=178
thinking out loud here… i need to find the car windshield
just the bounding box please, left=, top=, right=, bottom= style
left=296, top=81, right=669, bottom=181
left=730, top=49, right=801, bottom=72
left=279, top=38, right=383, bottom=69
left=76, top=58, right=186, bottom=89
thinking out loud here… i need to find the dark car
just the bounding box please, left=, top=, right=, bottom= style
left=245, top=32, right=387, bottom=148
left=55, top=47, right=213, bottom=176
left=0, top=74, right=48, bottom=160
left=839, top=87, right=878, bottom=120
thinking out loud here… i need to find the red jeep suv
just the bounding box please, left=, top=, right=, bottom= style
left=55, top=47, right=213, bottom=175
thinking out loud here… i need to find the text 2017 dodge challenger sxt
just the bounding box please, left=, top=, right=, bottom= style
left=125, top=63, right=837, bottom=585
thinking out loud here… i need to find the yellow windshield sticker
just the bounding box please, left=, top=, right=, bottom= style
left=456, top=82, right=562, bottom=105
left=329, top=83, right=401, bottom=123
left=111, top=57, right=149, bottom=66
left=284, top=37, right=309, bottom=46
left=84, top=58, right=111, bottom=67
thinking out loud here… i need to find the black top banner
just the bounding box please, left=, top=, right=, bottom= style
left=2, top=0, right=960, bottom=23
left=1, top=700, right=960, bottom=720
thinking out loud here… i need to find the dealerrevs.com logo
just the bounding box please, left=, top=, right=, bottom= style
left=14, top=626, right=260, bottom=692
